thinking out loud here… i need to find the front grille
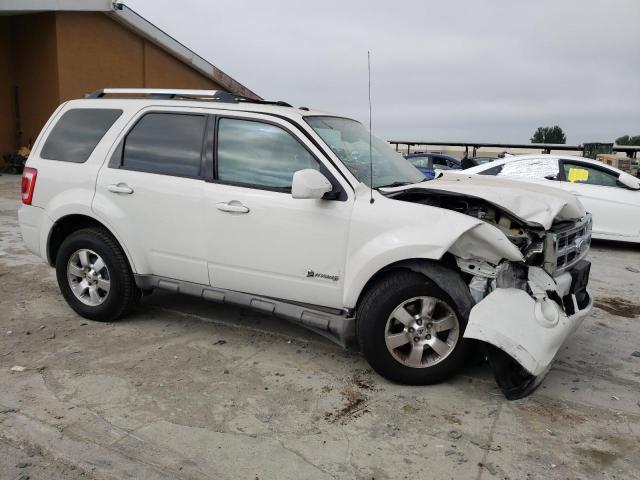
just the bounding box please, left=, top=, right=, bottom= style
left=543, top=214, right=592, bottom=276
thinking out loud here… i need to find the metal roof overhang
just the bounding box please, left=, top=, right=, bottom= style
left=387, top=140, right=640, bottom=157
left=0, top=0, right=261, bottom=99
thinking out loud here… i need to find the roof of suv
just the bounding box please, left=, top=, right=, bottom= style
left=73, top=88, right=345, bottom=123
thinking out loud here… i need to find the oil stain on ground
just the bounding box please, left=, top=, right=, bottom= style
left=323, top=370, right=376, bottom=424
left=515, top=398, right=587, bottom=426
left=594, top=297, right=640, bottom=318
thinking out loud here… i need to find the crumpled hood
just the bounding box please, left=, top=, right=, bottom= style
left=382, top=172, right=586, bottom=230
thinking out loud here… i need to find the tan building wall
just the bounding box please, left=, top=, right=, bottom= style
left=0, top=17, right=15, bottom=155
left=55, top=12, right=145, bottom=101
left=9, top=13, right=61, bottom=148
left=143, top=41, right=222, bottom=90
left=1, top=11, right=225, bottom=162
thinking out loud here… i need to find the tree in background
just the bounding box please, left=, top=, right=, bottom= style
left=531, top=126, right=567, bottom=144
left=615, top=135, right=640, bottom=145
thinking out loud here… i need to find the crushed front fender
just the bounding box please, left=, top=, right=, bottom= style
left=463, top=266, right=593, bottom=399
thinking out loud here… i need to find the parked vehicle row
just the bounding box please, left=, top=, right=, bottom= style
left=20, top=89, right=593, bottom=398
left=402, top=150, right=640, bottom=244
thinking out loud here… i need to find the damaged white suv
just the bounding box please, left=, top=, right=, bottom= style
left=19, top=88, right=593, bottom=398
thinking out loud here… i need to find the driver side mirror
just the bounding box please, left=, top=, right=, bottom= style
left=618, top=172, right=640, bottom=190
left=292, top=169, right=333, bottom=199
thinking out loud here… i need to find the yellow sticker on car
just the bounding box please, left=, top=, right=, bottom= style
left=567, top=167, right=589, bottom=183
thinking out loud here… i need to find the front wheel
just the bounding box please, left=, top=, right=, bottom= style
left=357, top=271, right=472, bottom=385
left=55, top=228, right=140, bottom=322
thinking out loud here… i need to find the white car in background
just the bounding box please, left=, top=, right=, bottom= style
left=461, top=154, right=640, bottom=243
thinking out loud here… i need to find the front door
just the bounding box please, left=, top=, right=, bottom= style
left=203, top=114, right=353, bottom=309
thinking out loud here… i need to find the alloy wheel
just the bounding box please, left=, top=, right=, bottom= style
left=384, top=296, right=460, bottom=368
left=66, top=249, right=111, bottom=306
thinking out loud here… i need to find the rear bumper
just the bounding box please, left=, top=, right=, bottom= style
left=18, top=205, right=52, bottom=261
left=464, top=262, right=592, bottom=398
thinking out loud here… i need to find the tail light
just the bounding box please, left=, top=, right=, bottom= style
left=21, top=167, right=38, bottom=205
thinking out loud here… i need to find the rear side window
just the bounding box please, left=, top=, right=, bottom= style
left=41, top=108, right=122, bottom=163
left=478, top=164, right=504, bottom=175
left=481, top=158, right=560, bottom=179
left=122, top=113, right=206, bottom=178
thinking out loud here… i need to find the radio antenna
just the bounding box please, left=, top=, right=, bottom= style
left=368, top=51, right=374, bottom=204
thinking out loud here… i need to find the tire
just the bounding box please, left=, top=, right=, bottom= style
left=55, top=227, right=140, bottom=322
left=357, top=270, right=472, bottom=385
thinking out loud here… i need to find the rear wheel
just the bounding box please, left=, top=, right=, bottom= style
left=55, top=228, right=140, bottom=322
left=357, top=270, right=472, bottom=385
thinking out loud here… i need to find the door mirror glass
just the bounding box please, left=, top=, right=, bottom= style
left=291, top=169, right=333, bottom=199
left=618, top=172, right=640, bottom=190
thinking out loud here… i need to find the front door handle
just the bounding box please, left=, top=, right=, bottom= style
left=216, top=200, right=249, bottom=214
left=107, top=183, right=134, bottom=194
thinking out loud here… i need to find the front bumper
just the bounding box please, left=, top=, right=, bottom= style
left=463, top=261, right=592, bottom=399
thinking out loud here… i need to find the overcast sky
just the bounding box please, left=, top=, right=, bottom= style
left=127, top=0, right=639, bottom=144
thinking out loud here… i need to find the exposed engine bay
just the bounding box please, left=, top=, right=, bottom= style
left=389, top=188, right=547, bottom=265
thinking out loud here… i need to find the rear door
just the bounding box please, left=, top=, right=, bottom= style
left=93, top=108, right=210, bottom=284
left=556, top=160, right=640, bottom=239
left=203, top=112, right=354, bottom=309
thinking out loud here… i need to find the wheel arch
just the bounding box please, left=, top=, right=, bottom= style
left=46, top=214, right=136, bottom=272
left=353, top=256, right=475, bottom=321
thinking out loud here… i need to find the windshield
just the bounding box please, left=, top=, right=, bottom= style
left=305, top=116, right=425, bottom=188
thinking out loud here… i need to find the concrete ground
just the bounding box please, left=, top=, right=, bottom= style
left=1, top=173, right=639, bottom=480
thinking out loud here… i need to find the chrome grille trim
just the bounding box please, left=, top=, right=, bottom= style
left=543, top=214, right=592, bottom=276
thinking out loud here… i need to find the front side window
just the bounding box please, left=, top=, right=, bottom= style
left=41, top=108, right=122, bottom=163
left=306, top=116, right=425, bottom=188
left=562, top=162, right=620, bottom=187
left=217, top=118, right=319, bottom=189
left=494, top=157, right=560, bottom=180
left=122, top=113, right=206, bottom=178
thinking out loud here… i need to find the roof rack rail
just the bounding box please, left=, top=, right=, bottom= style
left=85, top=88, right=293, bottom=107
left=86, top=88, right=221, bottom=99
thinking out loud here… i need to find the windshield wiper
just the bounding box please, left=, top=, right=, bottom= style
left=376, top=181, right=419, bottom=189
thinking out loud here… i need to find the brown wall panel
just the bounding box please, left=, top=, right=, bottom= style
left=10, top=13, right=60, bottom=148
left=55, top=12, right=144, bottom=101
left=1, top=11, right=232, bottom=159
left=0, top=17, right=16, bottom=155
left=55, top=12, right=223, bottom=98
left=143, top=41, right=222, bottom=90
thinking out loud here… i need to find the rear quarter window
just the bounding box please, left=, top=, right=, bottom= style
left=40, top=108, right=123, bottom=163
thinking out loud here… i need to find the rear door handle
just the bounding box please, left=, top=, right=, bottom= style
left=107, top=183, right=134, bottom=194
left=216, top=200, right=249, bottom=214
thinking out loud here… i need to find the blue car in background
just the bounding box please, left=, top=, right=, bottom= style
left=404, top=152, right=462, bottom=179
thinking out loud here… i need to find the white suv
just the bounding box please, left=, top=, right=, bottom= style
left=19, top=88, right=593, bottom=398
